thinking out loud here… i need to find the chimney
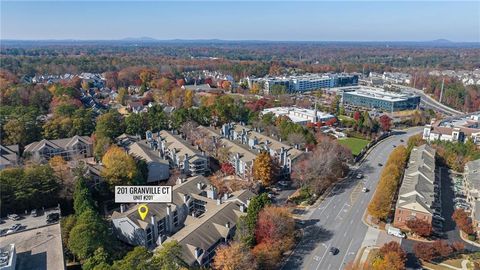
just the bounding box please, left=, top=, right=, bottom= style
left=225, top=221, right=231, bottom=229
left=216, top=198, right=222, bottom=205
left=150, top=215, right=156, bottom=226
left=223, top=193, right=229, bottom=201
left=197, top=182, right=203, bottom=190
left=183, top=194, right=188, bottom=203
left=166, top=204, right=171, bottom=215
left=120, top=204, right=125, bottom=213
left=240, top=204, right=246, bottom=212
left=246, top=199, right=251, bottom=206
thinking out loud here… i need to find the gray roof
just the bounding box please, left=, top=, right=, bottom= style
left=198, top=126, right=257, bottom=164
left=474, top=201, right=480, bottom=222
left=158, top=131, right=204, bottom=162
left=396, top=144, right=437, bottom=215
left=465, top=159, right=480, bottom=190
left=0, top=145, right=19, bottom=167
left=127, top=141, right=169, bottom=166
left=24, top=136, right=92, bottom=152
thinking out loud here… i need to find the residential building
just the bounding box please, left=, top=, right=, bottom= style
left=197, top=126, right=257, bottom=179
left=127, top=141, right=170, bottom=182
left=261, top=106, right=335, bottom=125
left=23, top=135, right=93, bottom=161
left=464, top=159, right=480, bottom=236
left=0, top=145, right=19, bottom=170
left=146, top=130, right=209, bottom=176
left=0, top=244, right=16, bottom=270
left=394, top=145, right=440, bottom=231
left=112, top=175, right=254, bottom=267
left=220, top=123, right=304, bottom=178
left=341, top=86, right=420, bottom=112
left=246, top=73, right=358, bottom=94
left=423, top=114, right=480, bottom=145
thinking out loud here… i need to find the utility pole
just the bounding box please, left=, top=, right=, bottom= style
left=439, top=77, right=445, bottom=103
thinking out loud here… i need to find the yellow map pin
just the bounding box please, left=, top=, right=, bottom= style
left=138, top=204, right=149, bottom=220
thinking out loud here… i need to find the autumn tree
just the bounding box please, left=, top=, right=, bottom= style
left=406, top=218, right=432, bottom=237
left=368, top=146, right=408, bottom=221
left=221, top=163, right=235, bottom=176
left=235, top=193, right=271, bottom=247
left=452, top=209, right=475, bottom=235
left=101, top=146, right=138, bottom=187
left=255, top=206, right=295, bottom=247
left=373, top=241, right=406, bottom=270
left=49, top=156, right=75, bottom=199
left=253, top=151, right=273, bottom=185
left=213, top=242, right=257, bottom=270
left=379, top=115, right=392, bottom=131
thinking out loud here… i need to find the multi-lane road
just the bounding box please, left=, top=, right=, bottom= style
left=283, top=127, right=424, bottom=270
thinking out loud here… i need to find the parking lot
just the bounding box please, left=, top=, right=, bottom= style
left=0, top=223, right=65, bottom=270
left=0, top=208, right=61, bottom=236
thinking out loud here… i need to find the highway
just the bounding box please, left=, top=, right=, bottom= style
left=394, top=84, right=463, bottom=116
left=283, top=127, right=424, bottom=270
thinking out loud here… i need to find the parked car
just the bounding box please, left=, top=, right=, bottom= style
left=46, top=213, right=60, bottom=223
left=278, top=181, right=290, bottom=187
left=31, top=209, right=38, bottom=217
left=7, top=214, right=20, bottom=221
left=378, top=163, right=383, bottom=167
left=6, top=224, right=21, bottom=234
left=356, top=173, right=363, bottom=179
left=400, top=139, right=404, bottom=142
left=362, top=187, right=369, bottom=193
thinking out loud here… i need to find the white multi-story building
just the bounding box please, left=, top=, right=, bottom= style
left=261, top=107, right=335, bottom=125
left=246, top=73, right=358, bottom=94
left=423, top=114, right=480, bottom=145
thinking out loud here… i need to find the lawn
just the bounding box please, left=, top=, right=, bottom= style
left=338, top=137, right=370, bottom=156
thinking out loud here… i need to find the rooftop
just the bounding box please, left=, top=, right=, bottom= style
left=396, top=144, right=437, bottom=215
left=343, top=86, right=419, bottom=102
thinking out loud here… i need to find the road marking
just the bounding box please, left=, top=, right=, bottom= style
left=335, top=203, right=350, bottom=220
left=327, top=263, right=332, bottom=270
left=350, top=220, right=353, bottom=224
left=315, top=243, right=331, bottom=270
left=339, top=239, right=354, bottom=270
left=344, top=231, right=347, bottom=237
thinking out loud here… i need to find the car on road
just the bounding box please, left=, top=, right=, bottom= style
left=46, top=213, right=60, bottom=223
left=378, top=163, right=383, bottom=167
left=329, top=247, right=339, bottom=255
left=6, top=223, right=21, bottom=234
left=400, top=139, right=404, bottom=142
left=7, top=214, right=20, bottom=221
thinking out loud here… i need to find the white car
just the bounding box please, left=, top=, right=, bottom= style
left=6, top=224, right=21, bottom=234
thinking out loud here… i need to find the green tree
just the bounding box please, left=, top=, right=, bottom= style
left=236, top=193, right=271, bottom=247
left=112, top=246, right=155, bottom=270
left=126, top=113, right=147, bottom=136
left=83, top=247, right=110, bottom=270
left=68, top=210, right=111, bottom=261
left=73, top=175, right=96, bottom=215
left=95, top=111, right=125, bottom=139
left=152, top=241, right=186, bottom=270
left=146, top=105, right=169, bottom=132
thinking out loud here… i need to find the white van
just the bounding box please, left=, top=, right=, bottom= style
left=387, top=225, right=406, bottom=238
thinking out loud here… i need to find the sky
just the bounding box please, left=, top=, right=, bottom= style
left=1, top=1, right=479, bottom=42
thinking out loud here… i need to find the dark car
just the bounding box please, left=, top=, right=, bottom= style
left=400, top=139, right=404, bottom=142
left=378, top=163, right=383, bottom=167
left=329, top=247, right=339, bottom=255
left=46, top=213, right=60, bottom=223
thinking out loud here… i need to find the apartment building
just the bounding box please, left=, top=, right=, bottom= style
left=197, top=126, right=257, bottom=179
left=423, top=114, right=480, bottom=145
left=23, top=135, right=93, bottom=161
left=111, top=175, right=254, bottom=267
left=127, top=141, right=170, bottom=182
left=341, top=86, right=420, bottom=113
left=221, top=123, right=304, bottom=178
left=0, top=145, right=19, bottom=170
left=246, top=73, right=358, bottom=94
left=394, top=145, right=441, bottom=231
left=464, top=159, right=480, bottom=237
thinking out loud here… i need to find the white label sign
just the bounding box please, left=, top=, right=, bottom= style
left=115, top=186, right=172, bottom=203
